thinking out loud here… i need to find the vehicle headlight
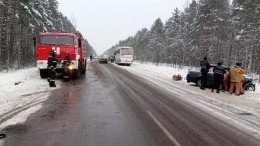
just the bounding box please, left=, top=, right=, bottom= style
left=68, top=65, right=73, bottom=70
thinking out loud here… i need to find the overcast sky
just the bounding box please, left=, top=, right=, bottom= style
left=58, top=0, right=188, bottom=55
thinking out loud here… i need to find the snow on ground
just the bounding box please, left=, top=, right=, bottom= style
left=0, top=68, right=61, bottom=131
left=123, top=62, right=260, bottom=101
left=118, top=62, right=260, bottom=139
left=0, top=63, right=259, bottom=140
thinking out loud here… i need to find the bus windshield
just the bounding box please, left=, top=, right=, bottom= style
left=40, top=35, right=74, bottom=45
left=121, top=48, right=133, bottom=55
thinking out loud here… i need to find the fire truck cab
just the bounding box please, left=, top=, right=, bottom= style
left=35, top=31, right=87, bottom=79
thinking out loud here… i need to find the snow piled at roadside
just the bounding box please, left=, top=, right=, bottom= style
left=125, top=62, right=260, bottom=99
left=0, top=63, right=259, bottom=139
left=119, top=62, right=260, bottom=139
left=0, top=68, right=61, bottom=130
left=125, top=62, right=260, bottom=109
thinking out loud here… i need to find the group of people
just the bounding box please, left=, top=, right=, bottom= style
left=200, top=57, right=245, bottom=96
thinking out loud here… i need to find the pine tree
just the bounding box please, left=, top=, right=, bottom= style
left=182, top=0, right=200, bottom=66
left=0, top=0, right=9, bottom=70
left=134, top=28, right=150, bottom=62
left=0, top=0, right=87, bottom=71
left=197, top=0, right=230, bottom=63
left=232, top=0, right=260, bottom=74
left=107, top=0, right=259, bottom=77
left=149, top=18, right=165, bottom=65
left=165, top=8, right=183, bottom=67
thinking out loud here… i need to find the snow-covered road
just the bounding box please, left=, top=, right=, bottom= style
left=0, top=63, right=259, bottom=141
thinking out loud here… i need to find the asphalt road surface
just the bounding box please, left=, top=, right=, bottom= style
left=3, top=61, right=260, bottom=146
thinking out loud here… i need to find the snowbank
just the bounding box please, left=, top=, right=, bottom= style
left=118, top=62, right=260, bottom=139
left=0, top=68, right=61, bottom=131
left=0, top=63, right=259, bottom=140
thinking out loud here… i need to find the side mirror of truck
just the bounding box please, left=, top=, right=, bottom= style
left=78, top=39, right=82, bottom=48
left=33, top=37, right=36, bottom=47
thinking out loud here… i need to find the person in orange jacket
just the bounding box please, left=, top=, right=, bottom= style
left=222, top=70, right=229, bottom=92
left=229, top=63, right=244, bottom=95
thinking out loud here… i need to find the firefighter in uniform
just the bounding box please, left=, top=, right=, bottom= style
left=47, top=50, right=57, bottom=87
left=229, top=63, right=244, bottom=95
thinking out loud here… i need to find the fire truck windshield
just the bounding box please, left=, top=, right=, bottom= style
left=40, top=35, right=74, bottom=45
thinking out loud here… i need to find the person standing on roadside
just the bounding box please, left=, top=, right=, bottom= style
left=212, top=62, right=226, bottom=93
left=110, top=55, right=114, bottom=63
left=222, top=69, right=229, bottom=92
left=200, top=56, right=212, bottom=90
left=238, top=63, right=245, bottom=94
left=229, top=63, right=244, bottom=95
left=47, top=50, right=57, bottom=87
left=90, top=54, right=93, bottom=61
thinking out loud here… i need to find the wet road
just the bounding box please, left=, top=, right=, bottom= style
left=3, top=61, right=260, bottom=146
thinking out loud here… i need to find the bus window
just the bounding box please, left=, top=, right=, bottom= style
left=121, top=48, right=133, bottom=55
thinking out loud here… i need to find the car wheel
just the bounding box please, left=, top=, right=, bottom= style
left=245, top=84, right=255, bottom=91
left=196, top=79, right=202, bottom=87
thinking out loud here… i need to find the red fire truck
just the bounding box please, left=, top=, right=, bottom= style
left=34, top=31, right=87, bottom=79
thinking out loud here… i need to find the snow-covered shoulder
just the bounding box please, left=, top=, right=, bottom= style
left=116, top=62, right=260, bottom=138
left=119, top=62, right=260, bottom=111
left=0, top=68, right=61, bottom=130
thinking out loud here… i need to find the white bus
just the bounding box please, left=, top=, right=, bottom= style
left=114, top=47, right=134, bottom=66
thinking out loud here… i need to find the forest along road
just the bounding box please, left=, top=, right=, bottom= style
left=2, top=61, right=260, bottom=146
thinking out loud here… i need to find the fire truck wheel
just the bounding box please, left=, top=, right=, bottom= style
left=40, top=69, right=48, bottom=78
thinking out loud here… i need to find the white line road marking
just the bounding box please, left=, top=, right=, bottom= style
left=147, top=111, right=181, bottom=146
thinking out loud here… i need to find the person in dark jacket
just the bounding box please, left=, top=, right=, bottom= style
left=212, top=62, right=226, bottom=93
left=47, top=50, right=57, bottom=87
left=200, top=56, right=212, bottom=90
